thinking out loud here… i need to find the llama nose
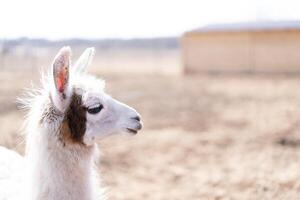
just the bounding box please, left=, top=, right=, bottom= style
left=132, top=115, right=141, bottom=122
left=131, top=115, right=143, bottom=131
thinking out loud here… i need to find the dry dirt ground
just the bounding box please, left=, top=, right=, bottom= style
left=1, top=70, right=300, bottom=200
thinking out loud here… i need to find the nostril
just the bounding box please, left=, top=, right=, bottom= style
left=132, top=115, right=141, bottom=121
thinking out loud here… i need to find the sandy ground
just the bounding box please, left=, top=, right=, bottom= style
left=1, top=68, right=300, bottom=199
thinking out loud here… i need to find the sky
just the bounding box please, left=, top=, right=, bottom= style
left=0, top=0, right=300, bottom=39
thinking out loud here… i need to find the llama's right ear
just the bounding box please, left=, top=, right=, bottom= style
left=73, top=47, right=95, bottom=74
left=50, top=46, right=72, bottom=112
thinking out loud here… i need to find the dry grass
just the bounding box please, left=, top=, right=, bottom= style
left=100, top=74, right=300, bottom=200
left=1, top=59, right=300, bottom=199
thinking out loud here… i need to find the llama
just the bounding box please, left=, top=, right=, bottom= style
left=0, top=47, right=142, bottom=200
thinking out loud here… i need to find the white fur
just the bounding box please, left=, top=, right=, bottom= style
left=0, top=47, right=142, bottom=200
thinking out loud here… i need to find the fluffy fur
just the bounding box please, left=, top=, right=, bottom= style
left=21, top=73, right=104, bottom=200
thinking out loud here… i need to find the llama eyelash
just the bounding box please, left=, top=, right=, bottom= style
left=87, top=103, right=102, bottom=109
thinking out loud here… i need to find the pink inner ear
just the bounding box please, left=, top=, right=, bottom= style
left=53, top=46, right=71, bottom=94
left=56, top=68, right=67, bottom=93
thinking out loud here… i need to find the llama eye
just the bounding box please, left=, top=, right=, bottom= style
left=87, top=105, right=103, bottom=114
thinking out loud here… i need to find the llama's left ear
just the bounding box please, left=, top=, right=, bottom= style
left=73, top=47, right=95, bottom=74
left=51, top=46, right=72, bottom=112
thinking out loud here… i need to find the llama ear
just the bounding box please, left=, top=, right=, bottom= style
left=51, top=46, right=72, bottom=112
left=73, top=47, right=95, bottom=74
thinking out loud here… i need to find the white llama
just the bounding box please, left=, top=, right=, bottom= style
left=0, top=47, right=142, bottom=200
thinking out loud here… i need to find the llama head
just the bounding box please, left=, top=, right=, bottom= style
left=50, top=46, right=142, bottom=146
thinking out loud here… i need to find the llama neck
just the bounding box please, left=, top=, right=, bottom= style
left=26, top=128, right=99, bottom=200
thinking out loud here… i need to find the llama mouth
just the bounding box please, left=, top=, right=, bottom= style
left=126, top=128, right=138, bottom=134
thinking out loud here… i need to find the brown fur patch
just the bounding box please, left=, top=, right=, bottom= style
left=60, top=93, right=87, bottom=145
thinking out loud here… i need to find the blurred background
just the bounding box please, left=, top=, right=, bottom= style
left=1, top=0, right=300, bottom=199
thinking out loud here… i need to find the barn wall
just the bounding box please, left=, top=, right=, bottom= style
left=182, top=32, right=251, bottom=73
left=253, top=31, right=300, bottom=72
left=182, top=30, right=300, bottom=73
